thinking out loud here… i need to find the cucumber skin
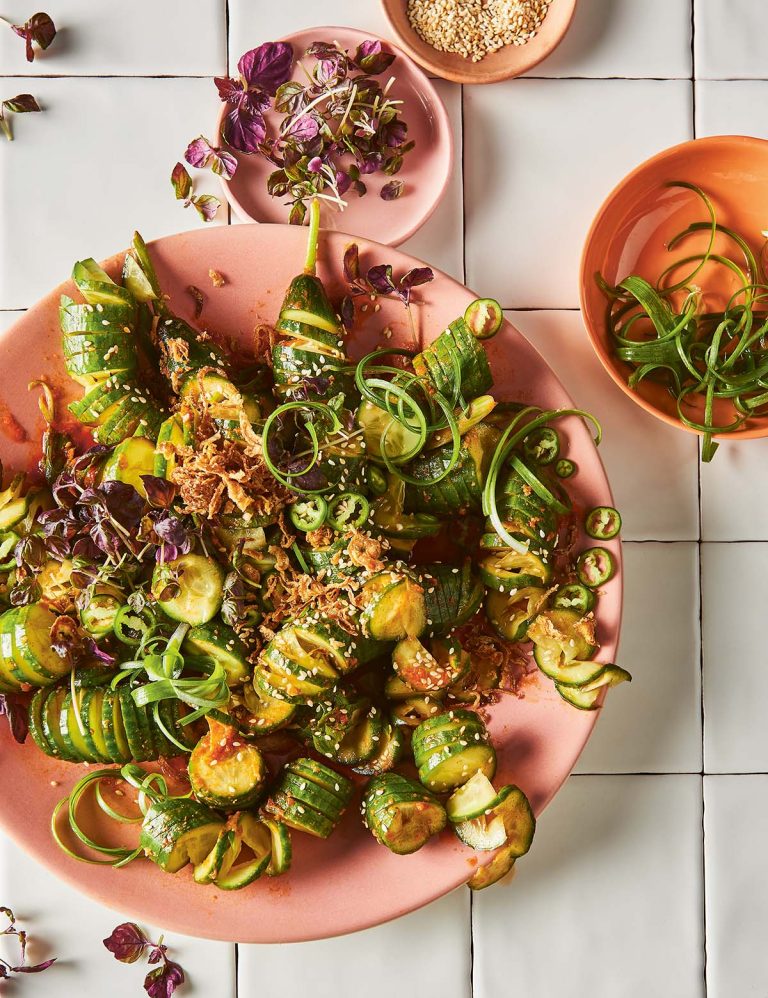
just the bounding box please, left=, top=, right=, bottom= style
left=141, top=798, right=224, bottom=872
left=364, top=773, right=447, bottom=855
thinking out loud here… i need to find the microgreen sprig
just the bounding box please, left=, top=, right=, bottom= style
left=0, top=93, right=41, bottom=141
left=170, top=163, right=221, bottom=223
left=0, top=907, right=56, bottom=980
left=104, top=922, right=185, bottom=998
left=0, top=11, right=56, bottom=62
left=340, top=242, right=433, bottom=331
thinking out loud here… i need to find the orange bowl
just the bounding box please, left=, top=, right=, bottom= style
left=380, top=0, right=576, bottom=84
left=580, top=135, right=768, bottom=442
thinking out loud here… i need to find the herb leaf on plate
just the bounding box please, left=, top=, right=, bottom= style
left=5, top=11, right=56, bottom=62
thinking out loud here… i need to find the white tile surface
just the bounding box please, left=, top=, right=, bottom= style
left=705, top=775, right=768, bottom=997
left=0, top=78, right=225, bottom=309
left=228, top=0, right=390, bottom=73
left=695, top=0, right=768, bottom=80
left=575, top=542, right=702, bottom=774
left=464, top=80, right=693, bottom=308
left=239, top=890, right=470, bottom=998
left=506, top=310, right=700, bottom=540
left=400, top=79, right=464, bottom=282
left=0, top=831, right=235, bottom=998
left=0, top=1, right=226, bottom=76
left=528, top=0, right=692, bottom=79
left=473, top=775, right=704, bottom=998
left=702, top=543, right=768, bottom=772
left=701, top=438, right=768, bottom=540
left=696, top=79, right=768, bottom=137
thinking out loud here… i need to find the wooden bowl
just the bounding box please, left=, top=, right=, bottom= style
left=380, top=0, right=577, bottom=84
left=580, top=135, right=768, bottom=442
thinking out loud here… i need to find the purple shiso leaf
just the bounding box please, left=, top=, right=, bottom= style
left=366, top=263, right=397, bottom=295
left=352, top=40, right=395, bottom=75
left=170, top=163, right=192, bottom=201
left=223, top=104, right=266, bottom=153
left=380, top=179, right=404, bottom=202
left=0, top=694, right=29, bottom=744
left=238, top=41, right=293, bottom=95
left=288, top=114, right=319, bottom=142
left=103, top=923, right=148, bottom=964
left=343, top=243, right=360, bottom=283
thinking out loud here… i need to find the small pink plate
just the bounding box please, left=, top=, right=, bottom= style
left=0, top=224, right=621, bottom=942
left=216, top=27, right=453, bottom=245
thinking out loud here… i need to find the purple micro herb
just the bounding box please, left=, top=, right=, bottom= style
left=3, top=11, right=56, bottom=62
left=170, top=162, right=221, bottom=223
left=340, top=243, right=434, bottom=330
left=0, top=93, right=41, bottom=141
left=104, top=923, right=186, bottom=998
left=0, top=907, right=56, bottom=980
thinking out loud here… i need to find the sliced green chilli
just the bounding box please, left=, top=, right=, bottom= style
left=523, top=427, right=560, bottom=465
left=326, top=492, right=370, bottom=531
left=464, top=298, right=503, bottom=340
left=289, top=496, right=328, bottom=532
left=585, top=506, right=622, bottom=540
left=552, top=583, right=596, bottom=614
left=577, top=547, right=616, bottom=588
left=555, top=458, right=576, bottom=478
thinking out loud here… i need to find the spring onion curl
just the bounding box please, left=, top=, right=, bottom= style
left=111, top=622, right=230, bottom=726
left=51, top=763, right=178, bottom=867
left=262, top=400, right=343, bottom=495
left=598, top=181, right=768, bottom=462
left=482, top=408, right=602, bottom=554
left=353, top=349, right=464, bottom=484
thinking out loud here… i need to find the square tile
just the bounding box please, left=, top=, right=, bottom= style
left=228, top=0, right=390, bottom=73
left=702, top=543, right=768, bottom=772
left=696, top=79, right=768, bottom=137
left=0, top=831, right=235, bottom=998
left=528, top=0, right=692, bottom=79
left=400, top=79, right=464, bottom=282
left=464, top=80, right=692, bottom=308
left=704, top=775, right=768, bottom=997
left=238, top=889, right=470, bottom=998
left=575, top=542, right=702, bottom=774
left=473, top=775, right=704, bottom=998
left=0, top=78, right=225, bottom=310
left=701, top=437, right=768, bottom=540
left=0, top=0, right=226, bottom=76
left=695, top=0, right=768, bottom=80
left=506, top=311, right=700, bottom=539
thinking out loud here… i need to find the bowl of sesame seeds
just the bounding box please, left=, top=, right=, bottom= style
left=381, top=0, right=576, bottom=84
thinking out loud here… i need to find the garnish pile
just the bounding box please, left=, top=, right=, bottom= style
left=178, top=39, right=414, bottom=224
left=598, top=181, right=768, bottom=461
left=0, top=201, right=628, bottom=894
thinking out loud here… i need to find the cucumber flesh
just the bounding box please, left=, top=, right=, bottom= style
left=455, top=813, right=507, bottom=851
left=152, top=554, right=224, bottom=626
left=468, top=841, right=518, bottom=890
left=447, top=771, right=500, bottom=822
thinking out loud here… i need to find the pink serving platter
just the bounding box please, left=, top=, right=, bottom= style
left=0, top=222, right=622, bottom=942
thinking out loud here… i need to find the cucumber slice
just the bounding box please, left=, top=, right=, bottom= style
left=152, top=553, right=224, bottom=626
left=80, top=688, right=112, bottom=763
left=528, top=609, right=597, bottom=665
left=364, top=773, right=447, bottom=855
left=216, top=815, right=273, bottom=890
left=485, top=587, right=547, bottom=642
left=555, top=664, right=632, bottom=710
left=281, top=771, right=347, bottom=822
left=194, top=827, right=240, bottom=885
left=468, top=841, right=517, bottom=890
left=188, top=717, right=267, bottom=811
left=60, top=691, right=100, bottom=762
left=263, top=791, right=335, bottom=839
left=99, top=437, right=156, bottom=499
left=263, top=819, right=292, bottom=877
left=102, top=688, right=131, bottom=763
left=455, top=813, right=507, bottom=851
left=119, top=688, right=155, bottom=762
left=390, top=695, right=445, bottom=727
left=287, top=757, right=353, bottom=805
left=360, top=573, right=426, bottom=641
left=491, top=785, right=536, bottom=857
left=479, top=548, right=551, bottom=592
left=418, top=743, right=497, bottom=794
left=352, top=722, right=405, bottom=776
left=42, top=688, right=77, bottom=760
left=446, top=771, right=500, bottom=822
left=242, top=682, right=296, bottom=733
left=140, top=798, right=224, bottom=873
left=357, top=399, right=422, bottom=462
left=532, top=648, right=606, bottom=686
left=183, top=620, right=250, bottom=685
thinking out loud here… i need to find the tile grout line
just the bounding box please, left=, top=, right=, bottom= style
left=691, top=3, right=708, bottom=994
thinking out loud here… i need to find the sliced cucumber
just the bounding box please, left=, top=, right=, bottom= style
left=152, top=553, right=224, bottom=626
left=141, top=798, right=224, bottom=873
left=188, top=716, right=267, bottom=811
left=418, top=743, right=497, bottom=794
left=364, top=773, right=447, bottom=855
left=468, top=841, right=517, bottom=890
left=183, top=620, right=250, bottom=685
left=446, top=771, right=499, bottom=822
left=99, top=437, right=156, bottom=498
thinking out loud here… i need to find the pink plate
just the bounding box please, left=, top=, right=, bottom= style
left=0, top=223, right=622, bottom=943
left=216, top=27, right=453, bottom=245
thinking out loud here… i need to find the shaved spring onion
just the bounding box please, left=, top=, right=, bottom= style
left=112, top=622, right=230, bottom=726
left=262, top=400, right=343, bottom=495
left=51, top=764, right=175, bottom=867
left=598, top=181, right=768, bottom=461
left=482, top=408, right=602, bottom=554
left=353, top=348, right=463, bottom=485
